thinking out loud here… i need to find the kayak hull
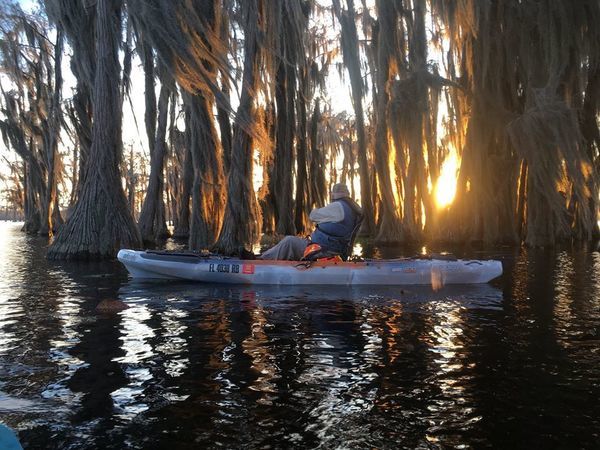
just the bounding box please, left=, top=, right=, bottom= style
left=117, top=250, right=503, bottom=285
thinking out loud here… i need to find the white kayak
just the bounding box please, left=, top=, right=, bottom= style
left=117, top=249, right=503, bottom=285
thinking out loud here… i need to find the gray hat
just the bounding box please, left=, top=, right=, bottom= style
left=331, top=183, right=350, bottom=200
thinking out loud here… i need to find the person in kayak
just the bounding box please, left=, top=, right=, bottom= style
left=258, top=183, right=363, bottom=260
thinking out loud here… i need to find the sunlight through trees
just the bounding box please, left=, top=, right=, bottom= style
left=0, top=0, right=598, bottom=259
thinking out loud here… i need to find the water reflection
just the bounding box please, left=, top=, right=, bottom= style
left=111, top=304, right=154, bottom=420
left=115, top=282, right=506, bottom=448
left=424, top=302, right=482, bottom=446
left=1, top=222, right=599, bottom=448
left=242, top=305, right=279, bottom=406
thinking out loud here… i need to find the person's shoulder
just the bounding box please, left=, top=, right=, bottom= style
left=329, top=201, right=345, bottom=211
left=341, top=198, right=363, bottom=215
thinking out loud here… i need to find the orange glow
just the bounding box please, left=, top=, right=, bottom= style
left=435, top=151, right=459, bottom=209
left=388, top=135, right=402, bottom=207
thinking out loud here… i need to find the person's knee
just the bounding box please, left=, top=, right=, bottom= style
left=280, top=236, right=296, bottom=245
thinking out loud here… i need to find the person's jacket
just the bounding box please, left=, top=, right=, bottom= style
left=310, top=198, right=363, bottom=255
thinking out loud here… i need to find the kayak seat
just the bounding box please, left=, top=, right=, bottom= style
left=341, top=213, right=364, bottom=261
left=301, top=243, right=341, bottom=262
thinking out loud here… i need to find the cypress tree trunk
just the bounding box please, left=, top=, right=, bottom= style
left=23, top=155, right=45, bottom=234
left=273, top=55, right=296, bottom=236
left=166, top=91, right=180, bottom=231
left=142, top=41, right=157, bottom=159
left=260, top=102, right=277, bottom=235
left=39, top=29, right=64, bottom=236
left=69, top=143, right=79, bottom=208
left=125, top=145, right=136, bottom=214
left=217, top=14, right=232, bottom=175
left=308, top=100, right=326, bottom=209
left=138, top=80, right=171, bottom=243
left=137, top=47, right=171, bottom=243
left=373, top=0, right=403, bottom=242
left=184, top=92, right=225, bottom=250
left=173, top=144, right=193, bottom=239
left=213, top=0, right=261, bottom=254
left=272, top=1, right=308, bottom=236
left=70, top=86, right=93, bottom=198
left=217, top=81, right=232, bottom=175
left=333, top=0, right=375, bottom=236
left=294, top=70, right=309, bottom=234
left=48, top=0, right=141, bottom=260
left=409, top=0, right=430, bottom=241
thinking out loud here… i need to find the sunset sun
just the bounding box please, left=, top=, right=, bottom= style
left=435, top=152, right=459, bottom=209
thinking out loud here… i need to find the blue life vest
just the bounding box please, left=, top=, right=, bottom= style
left=311, top=199, right=362, bottom=255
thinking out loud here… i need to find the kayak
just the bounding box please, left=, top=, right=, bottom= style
left=117, top=249, right=503, bottom=285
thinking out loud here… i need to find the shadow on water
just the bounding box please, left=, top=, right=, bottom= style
left=0, top=222, right=599, bottom=449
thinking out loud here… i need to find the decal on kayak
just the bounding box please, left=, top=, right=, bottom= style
left=242, top=264, right=255, bottom=274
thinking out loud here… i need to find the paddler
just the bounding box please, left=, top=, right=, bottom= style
left=253, top=183, right=363, bottom=261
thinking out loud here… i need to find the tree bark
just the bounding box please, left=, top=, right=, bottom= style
left=39, top=29, right=64, bottom=236
left=308, top=100, right=326, bottom=209
left=48, top=0, right=141, bottom=260
left=273, top=50, right=296, bottom=235
left=217, top=14, right=232, bottom=175
left=294, top=69, right=309, bottom=234
left=138, top=79, right=171, bottom=243
left=69, top=142, right=79, bottom=208
left=213, top=0, right=262, bottom=254
left=173, top=144, right=193, bottom=239
left=142, top=41, right=157, bottom=159
left=260, top=102, right=277, bottom=234
left=217, top=81, right=232, bottom=175
left=184, top=92, right=225, bottom=250
left=373, top=0, right=403, bottom=242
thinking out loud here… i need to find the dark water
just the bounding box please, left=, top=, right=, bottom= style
left=0, top=221, right=599, bottom=449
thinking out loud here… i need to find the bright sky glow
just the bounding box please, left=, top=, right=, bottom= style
left=435, top=150, right=459, bottom=209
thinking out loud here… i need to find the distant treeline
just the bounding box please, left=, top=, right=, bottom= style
left=0, top=208, right=24, bottom=221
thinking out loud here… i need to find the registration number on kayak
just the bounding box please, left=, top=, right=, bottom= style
left=208, top=263, right=240, bottom=273
left=208, top=263, right=255, bottom=275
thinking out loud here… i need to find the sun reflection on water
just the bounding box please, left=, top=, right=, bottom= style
left=112, top=304, right=155, bottom=419
left=425, top=302, right=480, bottom=441
left=156, top=307, right=189, bottom=378
left=242, top=306, right=280, bottom=406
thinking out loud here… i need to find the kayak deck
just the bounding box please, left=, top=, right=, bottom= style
left=117, top=249, right=503, bottom=285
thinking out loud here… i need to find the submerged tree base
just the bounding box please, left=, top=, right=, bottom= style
left=47, top=179, right=142, bottom=261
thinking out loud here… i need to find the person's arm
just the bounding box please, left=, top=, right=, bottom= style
left=309, top=202, right=344, bottom=224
